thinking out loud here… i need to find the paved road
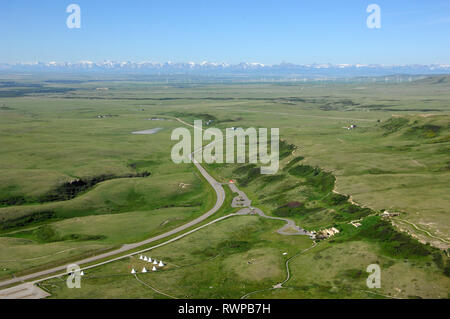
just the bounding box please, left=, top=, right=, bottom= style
left=0, top=119, right=225, bottom=289
left=228, top=183, right=312, bottom=236
left=0, top=116, right=311, bottom=299
left=0, top=212, right=240, bottom=298
left=0, top=282, right=50, bottom=299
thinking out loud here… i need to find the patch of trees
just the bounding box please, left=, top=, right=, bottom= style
left=283, top=156, right=304, bottom=171
left=0, top=210, right=56, bottom=231
left=404, top=124, right=441, bottom=139
left=344, top=217, right=433, bottom=259
left=0, top=195, right=27, bottom=207
left=8, top=224, right=106, bottom=243
left=272, top=201, right=304, bottom=217
left=380, top=117, right=409, bottom=134
left=260, top=174, right=286, bottom=185
left=233, top=164, right=260, bottom=187
left=0, top=172, right=151, bottom=208
left=279, top=140, right=296, bottom=160
left=288, top=164, right=335, bottom=194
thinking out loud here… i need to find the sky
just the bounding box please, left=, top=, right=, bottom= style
left=1, top=0, right=449, bottom=65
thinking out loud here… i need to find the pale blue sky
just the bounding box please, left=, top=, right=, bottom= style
left=1, top=0, right=449, bottom=64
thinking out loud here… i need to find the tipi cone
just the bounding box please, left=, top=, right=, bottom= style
left=152, top=266, right=157, bottom=272
left=143, top=256, right=148, bottom=261
left=139, top=255, right=143, bottom=260
left=131, top=268, right=136, bottom=274
left=158, top=261, right=164, bottom=267
left=148, top=257, right=153, bottom=263
left=142, top=267, right=147, bottom=273
left=80, top=271, right=85, bottom=276
left=153, top=260, right=158, bottom=265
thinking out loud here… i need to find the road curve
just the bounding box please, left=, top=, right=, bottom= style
left=228, top=182, right=312, bottom=236
left=0, top=119, right=225, bottom=289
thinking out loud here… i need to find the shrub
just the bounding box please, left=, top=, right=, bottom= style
left=0, top=210, right=56, bottom=230
left=381, top=117, right=409, bottom=134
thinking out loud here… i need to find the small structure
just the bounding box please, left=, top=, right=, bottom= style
left=131, top=268, right=136, bottom=274
left=381, top=211, right=400, bottom=218
left=350, top=221, right=362, bottom=227
left=331, top=227, right=340, bottom=234
left=142, top=267, right=147, bottom=273
left=139, top=255, right=143, bottom=260
left=345, top=124, right=357, bottom=130
left=158, top=261, right=165, bottom=267
left=316, top=227, right=340, bottom=239
left=282, top=252, right=288, bottom=256
left=153, top=260, right=158, bottom=265
left=148, top=257, right=153, bottom=263
left=143, top=256, right=148, bottom=261
left=80, top=271, right=85, bottom=276
left=152, top=266, right=157, bottom=272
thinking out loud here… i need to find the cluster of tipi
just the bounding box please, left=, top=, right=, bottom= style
left=130, top=255, right=165, bottom=274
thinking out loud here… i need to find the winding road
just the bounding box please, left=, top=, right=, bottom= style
left=228, top=182, right=311, bottom=236
left=0, top=117, right=311, bottom=298
left=0, top=118, right=225, bottom=292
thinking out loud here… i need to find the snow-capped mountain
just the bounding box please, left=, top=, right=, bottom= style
left=0, top=61, right=449, bottom=76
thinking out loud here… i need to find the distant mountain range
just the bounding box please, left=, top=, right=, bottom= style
left=1, top=61, right=449, bottom=77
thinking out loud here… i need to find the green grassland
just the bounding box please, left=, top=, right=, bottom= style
left=0, top=74, right=449, bottom=298
left=41, top=214, right=449, bottom=299
left=41, top=215, right=313, bottom=299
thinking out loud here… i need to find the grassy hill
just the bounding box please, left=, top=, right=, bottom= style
left=0, top=77, right=448, bottom=298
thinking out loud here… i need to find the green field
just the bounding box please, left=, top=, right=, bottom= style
left=0, top=74, right=449, bottom=298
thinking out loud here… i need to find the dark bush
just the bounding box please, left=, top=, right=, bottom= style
left=0, top=210, right=55, bottom=230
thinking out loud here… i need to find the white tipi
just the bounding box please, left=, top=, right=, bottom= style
left=158, top=261, right=164, bottom=267
left=131, top=268, right=136, bottom=274
left=148, top=257, right=153, bottom=263
left=153, top=260, right=158, bottom=265
left=152, top=266, right=157, bottom=272
left=143, top=256, right=148, bottom=261
left=139, top=255, right=143, bottom=260
left=80, top=270, right=85, bottom=276
left=142, top=267, right=147, bottom=273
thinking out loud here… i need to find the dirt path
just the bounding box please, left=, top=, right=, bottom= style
left=394, top=218, right=450, bottom=244
left=133, top=274, right=177, bottom=299
left=276, top=242, right=318, bottom=287
left=240, top=241, right=317, bottom=299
